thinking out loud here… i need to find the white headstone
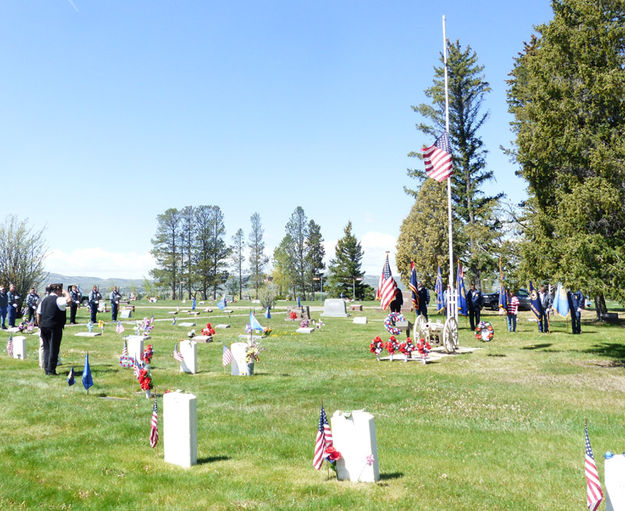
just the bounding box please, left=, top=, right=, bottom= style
left=75, top=332, right=102, bottom=337
left=230, top=342, right=252, bottom=376
left=605, top=454, right=625, bottom=511
left=331, top=410, right=380, bottom=483
left=203, top=307, right=212, bottom=313
left=163, top=392, right=197, bottom=468
left=179, top=340, right=197, bottom=374
left=193, top=335, right=212, bottom=343
left=12, top=336, right=26, bottom=359
left=179, top=322, right=196, bottom=327
left=215, top=324, right=230, bottom=329
left=120, top=309, right=132, bottom=319
left=126, top=336, right=144, bottom=362
left=322, top=299, right=349, bottom=317
left=296, top=327, right=314, bottom=334
left=353, top=317, right=368, bottom=325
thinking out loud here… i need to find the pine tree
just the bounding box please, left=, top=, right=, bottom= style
left=305, top=220, right=325, bottom=299
left=284, top=207, right=309, bottom=299
left=328, top=221, right=365, bottom=300
left=248, top=213, right=268, bottom=300
left=150, top=208, right=181, bottom=299
left=231, top=228, right=245, bottom=300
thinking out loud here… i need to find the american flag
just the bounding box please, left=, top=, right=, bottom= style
left=116, top=321, right=125, bottom=335
left=173, top=342, right=184, bottom=362
left=313, top=404, right=334, bottom=470
left=149, top=399, right=159, bottom=448
left=376, top=255, right=398, bottom=311
left=422, top=131, right=453, bottom=182
left=222, top=344, right=232, bottom=366
left=121, top=340, right=128, bottom=357
left=133, top=359, right=143, bottom=379
left=585, top=425, right=603, bottom=511
left=6, top=335, right=13, bottom=357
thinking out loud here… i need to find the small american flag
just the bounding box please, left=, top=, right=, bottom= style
left=116, top=321, right=125, bottom=335
left=172, top=316, right=176, bottom=326
left=222, top=344, right=232, bottom=366
left=585, top=425, right=603, bottom=511
left=6, top=335, right=13, bottom=357
left=121, top=340, right=128, bottom=357
left=173, top=343, right=184, bottom=362
left=422, top=131, right=453, bottom=182
left=313, top=404, right=334, bottom=470
left=376, top=255, right=397, bottom=311
left=133, top=359, right=142, bottom=379
left=149, top=399, right=159, bottom=448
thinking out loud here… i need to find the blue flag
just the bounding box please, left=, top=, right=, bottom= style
left=67, top=366, right=75, bottom=386
left=265, top=307, right=271, bottom=319
left=297, top=296, right=301, bottom=308
left=409, top=262, right=418, bottom=310
left=553, top=283, right=570, bottom=318
left=498, top=260, right=508, bottom=311
left=192, top=296, right=196, bottom=311
left=528, top=281, right=543, bottom=320
left=82, top=353, right=93, bottom=390
left=249, top=311, right=264, bottom=332
left=456, top=262, right=468, bottom=316
left=217, top=295, right=226, bottom=311
left=435, top=265, right=445, bottom=313
left=172, top=316, right=176, bottom=326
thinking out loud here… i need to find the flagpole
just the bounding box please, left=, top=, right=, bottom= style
left=442, top=15, right=456, bottom=319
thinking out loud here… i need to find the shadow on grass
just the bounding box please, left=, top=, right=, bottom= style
left=487, top=353, right=506, bottom=357
left=197, top=456, right=230, bottom=465
left=380, top=472, right=403, bottom=480
left=521, top=343, right=552, bottom=350
left=583, top=342, right=625, bottom=360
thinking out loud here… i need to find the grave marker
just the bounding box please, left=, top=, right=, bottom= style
left=12, top=336, right=26, bottom=359
left=163, top=392, right=197, bottom=468
left=321, top=299, right=349, bottom=318
left=331, top=410, right=380, bottom=483
left=179, top=340, right=197, bottom=374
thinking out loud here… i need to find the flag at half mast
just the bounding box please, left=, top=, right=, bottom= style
left=376, top=254, right=397, bottom=311
left=422, top=132, right=453, bottom=182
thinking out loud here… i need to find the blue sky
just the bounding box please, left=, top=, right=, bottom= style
left=0, top=0, right=554, bottom=280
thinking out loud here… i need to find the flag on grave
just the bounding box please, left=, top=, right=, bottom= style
left=376, top=254, right=397, bottom=311
left=82, top=353, right=93, bottom=390
left=217, top=295, right=226, bottom=311
left=313, top=404, right=334, bottom=470
left=422, top=131, right=453, bottom=182
left=6, top=334, right=13, bottom=357
left=121, top=339, right=128, bottom=357
left=173, top=342, right=184, bottom=362
left=585, top=425, right=603, bottom=511
left=67, top=366, right=75, bottom=386
left=150, top=399, right=159, bottom=448
left=222, top=344, right=232, bottom=366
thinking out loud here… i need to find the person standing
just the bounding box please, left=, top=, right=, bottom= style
left=26, top=288, right=40, bottom=324
left=568, top=289, right=584, bottom=334
left=0, top=286, right=8, bottom=329
left=110, top=286, right=121, bottom=321
left=416, top=282, right=430, bottom=321
left=69, top=285, right=81, bottom=324
left=506, top=289, right=520, bottom=332
left=88, top=285, right=101, bottom=323
left=389, top=288, right=403, bottom=313
left=7, top=284, right=21, bottom=328
left=38, top=283, right=71, bottom=375
left=538, top=285, right=552, bottom=333
left=467, top=283, right=483, bottom=331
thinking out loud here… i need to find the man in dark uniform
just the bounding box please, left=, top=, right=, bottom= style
left=0, top=286, right=8, bottom=329
left=416, top=282, right=430, bottom=321
left=38, top=283, right=71, bottom=375
left=110, top=286, right=121, bottom=321
left=389, top=287, right=403, bottom=313
left=467, top=283, right=483, bottom=331
left=538, top=285, right=553, bottom=333
left=69, top=285, right=81, bottom=324
left=7, top=284, right=21, bottom=328
left=88, top=285, right=101, bottom=323
left=568, top=289, right=584, bottom=334
left=26, top=288, right=40, bottom=324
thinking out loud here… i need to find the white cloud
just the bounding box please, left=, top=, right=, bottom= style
left=45, top=247, right=155, bottom=280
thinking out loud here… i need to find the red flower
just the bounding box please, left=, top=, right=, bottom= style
left=325, top=446, right=342, bottom=461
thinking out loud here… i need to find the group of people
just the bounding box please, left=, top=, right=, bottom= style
left=0, top=284, right=22, bottom=329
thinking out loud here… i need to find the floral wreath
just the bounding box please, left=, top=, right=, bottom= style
left=384, top=312, right=406, bottom=335
left=475, top=321, right=494, bottom=342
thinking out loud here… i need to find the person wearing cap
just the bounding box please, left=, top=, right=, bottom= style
left=110, top=286, right=121, bottom=321
left=88, top=285, right=101, bottom=323
left=69, top=285, right=81, bottom=324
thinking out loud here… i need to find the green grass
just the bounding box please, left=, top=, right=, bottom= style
left=1, top=300, right=624, bottom=510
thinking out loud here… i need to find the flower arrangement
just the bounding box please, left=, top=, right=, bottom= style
left=263, top=326, right=272, bottom=336
left=370, top=336, right=384, bottom=360
left=384, top=312, right=406, bottom=335
left=245, top=340, right=265, bottom=364
left=325, top=445, right=342, bottom=471
left=134, top=317, right=154, bottom=337
left=138, top=368, right=153, bottom=391
left=98, top=320, right=105, bottom=332
left=142, top=344, right=153, bottom=365
left=201, top=322, right=216, bottom=336
left=416, top=337, right=432, bottom=364
left=300, top=319, right=309, bottom=328
left=385, top=336, right=399, bottom=358
left=475, top=321, right=494, bottom=342
left=17, top=320, right=34, bottom=333
left=288, top=310, right=298, bottom=320
left=398, top=337, right=417, bottom=360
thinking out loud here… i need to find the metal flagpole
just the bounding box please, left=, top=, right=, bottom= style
left=442, top=15, right=456, bottom=320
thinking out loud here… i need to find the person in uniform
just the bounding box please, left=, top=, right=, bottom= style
left=110, top=286, right=121, bottom=321
left=38, top=283, right=71, bottom=375
left=467, top=283, right=483, bottom=331
left=389, top=288, right=403, bottom=313
left=7, top=284, right=21, bottom=328
left=0, top=286, right=8, bottom=329
left=538, top=285, right=553, bottom=333
left=568, top=289, right=584, bottom=334
left=88, top=285, right=101, bottom=323
left=69, top=285, right=81, bottom=324
left=26, top=288, right=40, bottom=324
left=416, top=282, right=430, bottom=321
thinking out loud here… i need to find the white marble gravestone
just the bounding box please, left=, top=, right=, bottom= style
left=179, top=322, right=196, bottom=327
left=126, top=336, right=144, bottom=362
left=230, top=342, right=251, bottom=376
left=12, top=336, right=26, bottom=359
left=75, top=332, right=101, bottom=337
left=296, top=327, right=314, bottom=334
left=331, top=410, right=380, bottom=483
left=179, top=340, right=197, bottom=374
left=605, top=454, right=625, bottom=511
left=163, top=392, right=197, bottom=468
left=321, top=299, right=349, bottom=317
left=193, top=335, right=212, bottom=343
left=353, top=317, right=368, bottom=325
left=120, top=309, right=132, bottom=319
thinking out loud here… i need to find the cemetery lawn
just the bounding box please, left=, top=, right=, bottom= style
left=1, top=300, right=624, bottom=510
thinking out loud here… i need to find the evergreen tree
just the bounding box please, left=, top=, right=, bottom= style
left=328, top=221, right=365, bottom=300
left=409, top=40, right=501, bottom=282
left=284, top=207, right=309, bottom=299
left=507, top=0, right=625, bottom=309
left=305, top=219, right=325, bottom=299
left=248, top=212, right=268, bottom=299
left=180, top=206, right=196, bottom=299
left=231, top=228, right=245, bottom=300
left=206, top=206, right=230, bottom=299
left=150, top=208, right=181, bottom=299
left=194, top=205, right=213, bottom=300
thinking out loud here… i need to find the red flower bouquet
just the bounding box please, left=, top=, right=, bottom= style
left=142, top=344, right=153, bottom=365
left=138, top=368, right=153, bottom=390
left=289, top=311, right=297, bottom=320
left=201, top=323, right=216, bottom=336
left=385, top=336, right=399, bottom=355
left=325, top=445, right=342, bottom=463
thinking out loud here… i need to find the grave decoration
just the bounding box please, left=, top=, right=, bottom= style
left=187, top=329, right=195, bottom=338
left=300, top=319, right=309, bottom=328
left=312, top=404, right=341, bottom=477
left=416, top=338, right=432, bottom=364
left=6, top=335, right=13, bottom=357
left=398, top=338, right=417, bottom=361
left=138, top=366, right=153, bottom=397
left=134, top=317, right=154, bottom=337
left=385, top=336, right=399, bottom=361
left=115, top=321, right=125, bottom=335
left=201, top=323, right=216, bottom=337
left=475, top=321, right=494, bottom=342
left=98, top=320, right=105, bottom=333
left=370, top=336, right=384, bottom=361
left=16, top=320, right=35, bottom=334
left=142, top=344, right=154, bottom=365
left=87, top=321, right=94, bottom=333
left=245, top=311, right=265, bottom=335
left=384, top=312, right=406, bottom=336
left=263, top=326, right=272, bottom=336
left=316, top=319, right=325, bottom=330
left=288, top=310, right=298, bottom=321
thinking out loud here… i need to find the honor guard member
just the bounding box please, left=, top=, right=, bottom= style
left=467, top=283, right=483, bottom=331
left=69, top=285, right=81, bottom=324
left=88, top=285, right=101, bottom=323
left=110, top=286, right=121, bottom=321
left=0, top=286, right=7, bottom=329
left=26, top=288, right=40, bottom=324
left=39, top=283, right=71, bottom=375
left=389, top=288, right=403, bottom=313
left=538, top=285, right=553, bottom=333
left=416, top=282, right=430, bottom=321
left=7, top=284, right=21, bottom=328
left=568, top=289, right=584, bottom=334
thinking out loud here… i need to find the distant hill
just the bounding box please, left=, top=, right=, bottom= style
left=44, top=273, right=145, bottom=294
